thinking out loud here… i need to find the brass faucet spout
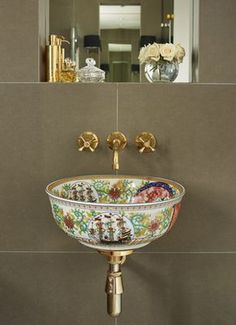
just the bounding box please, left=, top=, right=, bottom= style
left=113, top=139, right=121, bottom=170
left=107, top=132, right=127, bottom=171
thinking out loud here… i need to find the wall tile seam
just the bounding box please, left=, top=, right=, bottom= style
left=0, top=251, right=235, bottom=254
left=1, top=82, right=236, bottom=86
left=37, top=0, right=41, bottom=82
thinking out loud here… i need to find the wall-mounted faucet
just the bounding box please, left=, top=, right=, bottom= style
left=107, top=131, right=127, bottom=171
left=77, top=131, right=157, bottom=170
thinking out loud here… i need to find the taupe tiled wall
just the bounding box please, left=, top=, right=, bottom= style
left=0, top=1, right=236, bottom=325
left=199, top=0, right=236, bottom=82
left=0, top=83, right=236, bottom=324
left=0, top=0, right=49, bottom=82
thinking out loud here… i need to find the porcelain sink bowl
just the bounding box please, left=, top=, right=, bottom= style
left=46, top=175, right=185, bottom=251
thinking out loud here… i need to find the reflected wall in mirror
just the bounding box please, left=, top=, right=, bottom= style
left=50, top=0, right=195, bottom=83
left=100, top=5, right=141, bottom=82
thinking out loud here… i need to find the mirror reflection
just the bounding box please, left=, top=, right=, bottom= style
left=49, top=0, right=194, bottom=83
left=100, top=5, right=141, bottom=82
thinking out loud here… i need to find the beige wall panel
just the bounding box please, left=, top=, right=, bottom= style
left=0, top=0, right=48, bottom=82
left=121, top=253, right=236, bottom=324
left=0, top=253, right=109, bottom=325
left=199, top=0, right=236, bottom=82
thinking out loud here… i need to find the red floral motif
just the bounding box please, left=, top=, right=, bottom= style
left=64, top=214, right=74, bottom=229
left=148, top=220, right=160, bottom=233
left=109, top=187, right=121, bottom=200
left=133, top=186, right=171, bottom=203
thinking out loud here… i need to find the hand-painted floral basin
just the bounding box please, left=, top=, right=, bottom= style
left=46, top=175, right=185, bottom=251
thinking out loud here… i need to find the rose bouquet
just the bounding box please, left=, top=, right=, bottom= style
left=138, top=43, right=185, bottom=65
left=138, top=43, right=185, bottom=82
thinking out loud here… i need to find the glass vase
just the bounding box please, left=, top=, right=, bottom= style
left=144, top=60, right=179, bottom=83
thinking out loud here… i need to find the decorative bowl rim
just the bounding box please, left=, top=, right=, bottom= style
left=45, top=174, right=185, bottom=208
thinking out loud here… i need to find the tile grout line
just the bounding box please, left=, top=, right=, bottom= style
left=136, top=251, right=236, bottom=254
left=0, top=251, right=96, bottom=254
left=116, top=83, right=119, bottom=131
left=1, top=82, right=236, bottom=85
left=0, top=251, right=235, bottom=254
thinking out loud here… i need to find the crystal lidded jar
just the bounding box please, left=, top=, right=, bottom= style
left=78, top=58, right=105, bottom=83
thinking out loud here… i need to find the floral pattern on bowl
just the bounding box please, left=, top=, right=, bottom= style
left=52, top=178, right=178, bottom=204
left=46, top=175, right=185, bottom=251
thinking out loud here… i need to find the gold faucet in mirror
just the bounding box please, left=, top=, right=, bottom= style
left=107, top=132, right=127, bottom=171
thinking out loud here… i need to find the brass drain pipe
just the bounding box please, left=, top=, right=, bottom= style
left=99, top=250, right=133, bottom=317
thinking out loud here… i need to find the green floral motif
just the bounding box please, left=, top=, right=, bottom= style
left=155, top=208, right=173, bottom=233
left=52, top=184, right=72, bottom=199
left=129, top=208, right=173, bottom=238
left=129, top=213, right=150, bottom=237
left=92, top=180, right=110, bottom=202
left=52, top=204, right=64, bottom=226
left=63, top=184, right=72, bottom=191
left=52, top=189, right=60, bottom=197
left=92, top=179, right=144, bottom=204
left=52, top=204, right=96, bottom=237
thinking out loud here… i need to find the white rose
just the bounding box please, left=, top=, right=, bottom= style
left=145, top=43, right=160, bottom=62
left=160, top=43, right=176, bottom=61
left=175, top=43, right=185, bottom=63
left=138, top=46, right=148, bottom=64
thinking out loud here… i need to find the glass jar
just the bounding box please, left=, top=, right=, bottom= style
left=78, top=58, right=105, bottom=83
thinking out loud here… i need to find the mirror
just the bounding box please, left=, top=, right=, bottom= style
left=100, top=5, right=141, bottom=82
left=50, top=0, right=196, bottom=83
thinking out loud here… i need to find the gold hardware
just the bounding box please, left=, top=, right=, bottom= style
left=107, top=132, right=127, bottom=171
left=166, top=13, right=174, bottom=20
left=60, top=58, right=77, bottom=83
left=135, top=132, right=157, bottom=153
left=77, top=132, right=99, bottom=152
left=46, top=34, right=70, bottom=82
left=98, top=250, right=134, bottom=317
